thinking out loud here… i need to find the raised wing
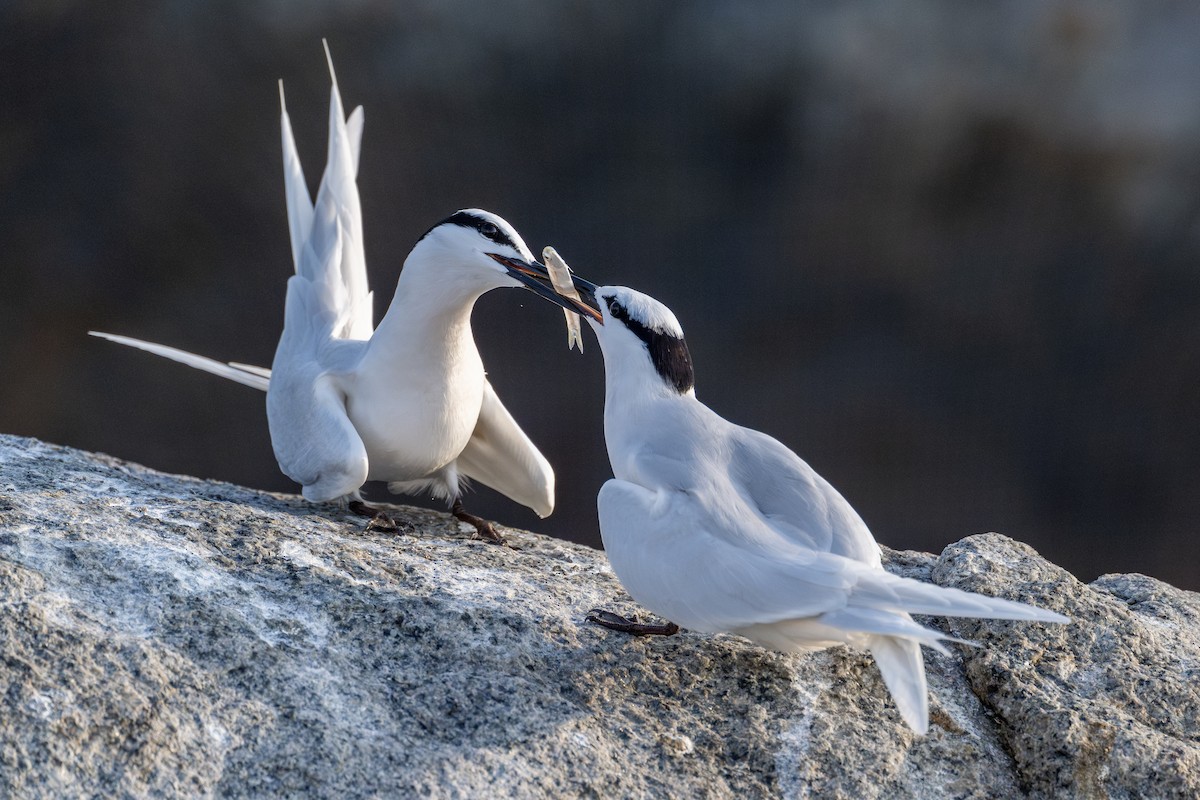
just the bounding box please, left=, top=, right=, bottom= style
left=280, top=42, right=373, bottom=344
left=264, top=45, right=378, bottom=502
left=455, top=380, right=554, bottom=518
left=279, top=80, right=313, bottom=275
left=346, top=105, right=364, bottom=177
left=88, top=332, right=269, bottom=391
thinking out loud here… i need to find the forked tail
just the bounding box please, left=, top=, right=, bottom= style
left=839, top=568, right=1068, bottom=734
left=88, top=332, right=269, bottom=391
left=868, top=636, right=930, bottom=734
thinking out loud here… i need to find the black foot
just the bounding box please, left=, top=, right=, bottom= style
left=348, top=500, right=399, bottom=533
left=450, top=500, right=510, bottom=546
left=586, top=608, right=679, bottom=637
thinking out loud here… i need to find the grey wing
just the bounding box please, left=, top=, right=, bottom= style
left=598, top=479, right=857, bottom=632
left=455, top=380, right=554, bottom=518
left=728, top=424, right=882, bottom=566
left=599, top=479, right=1065, bottom=635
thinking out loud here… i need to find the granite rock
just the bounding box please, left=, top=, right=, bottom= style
left=0, top=434, right=1196, bottom=798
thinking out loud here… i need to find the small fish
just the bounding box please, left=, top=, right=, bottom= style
left=543, top=246, right=584, bottom=352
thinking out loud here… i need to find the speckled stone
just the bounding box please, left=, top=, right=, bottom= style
left=934, top=535, right=1200, bottom=799
left=0, top=434, right=1195, bottom=798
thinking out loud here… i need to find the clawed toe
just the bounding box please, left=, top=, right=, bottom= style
left=365, top=513, right=399, bottom=533
left=587, top=608, right=636, bottom=627
left=348, top=500, right=401, bottom=534
left=451, top=500, right=516, bottom=548
left=473, top=522, right=507, bottom=546
left=586, top=607, right=679, bottom=636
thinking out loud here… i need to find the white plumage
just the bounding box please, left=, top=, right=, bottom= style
left=91, top=46, right=593, bottom=533
left=584, top=285, right=1068, bottom=733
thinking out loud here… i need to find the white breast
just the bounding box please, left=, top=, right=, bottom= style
left=347, top=342, right=486, bottom=482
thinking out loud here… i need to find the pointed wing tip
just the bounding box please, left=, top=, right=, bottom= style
left=990, top=601, right=1070, bottom=625
left=278, top=79, right=286, bottom=111
left=322, top=38, right=336, bottom=84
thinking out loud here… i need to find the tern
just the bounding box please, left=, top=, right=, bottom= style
left=569, top=284, right=1067, bottom=733
left=91, top=46, right=597, bottom=542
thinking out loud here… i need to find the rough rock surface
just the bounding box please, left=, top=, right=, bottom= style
left=0, top=434, right=1196, bottom=798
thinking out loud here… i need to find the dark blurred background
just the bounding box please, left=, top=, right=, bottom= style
left=3, top=2, right=1198, bottom=589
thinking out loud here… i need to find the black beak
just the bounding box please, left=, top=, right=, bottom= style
left=486, top=253, right=603, bottom=323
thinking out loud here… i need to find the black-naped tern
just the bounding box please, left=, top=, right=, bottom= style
left=573, top=285, right=1067, bottom=733
left=91, top=46, right=596, bottom=543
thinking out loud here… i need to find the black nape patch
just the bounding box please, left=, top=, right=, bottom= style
left=418, top=211, right=517, bottom=250
left=606, top=297, right=694, bottom=394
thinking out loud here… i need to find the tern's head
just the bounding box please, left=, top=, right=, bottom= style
left=590, top=286, right=694, bottom=396
left=412, top=209, right=535, bottom=290
left=411, top=209, right=600, bottom=313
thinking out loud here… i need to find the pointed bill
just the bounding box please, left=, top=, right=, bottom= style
left=543, top=246, right=583, bottom=352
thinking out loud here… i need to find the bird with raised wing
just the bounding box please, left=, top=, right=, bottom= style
left=91, top=47, right=596, bottom=542
left=566, top=283, right=1067, bottom=733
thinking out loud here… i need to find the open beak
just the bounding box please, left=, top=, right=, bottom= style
left=486, top=253, right=603, bottom=323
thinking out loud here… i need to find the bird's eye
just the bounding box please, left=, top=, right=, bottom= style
left=479, top=222, right=499, bottom=238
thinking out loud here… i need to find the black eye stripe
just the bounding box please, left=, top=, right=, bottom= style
left=418, top=211, right=517, bottom=249
left=605, top=297, right=695, bottom=395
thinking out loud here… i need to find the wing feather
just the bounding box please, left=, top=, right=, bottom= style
left=279, top=81, right=313, bottom=273
left=267, top=276, right=368, bottom=501
left=346, top=105, right=364, bottom=176
left=598, top=478, right=1066, bottom=635
left=598, top=479, right=855, bottom=632
left=455, top=381, right=554, bottom=518
left=729, top=425, right=882, bottom=566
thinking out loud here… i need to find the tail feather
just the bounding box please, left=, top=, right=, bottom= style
left=228, top=363, right=272, bottom=379
left=820, top=607, right=972, bottom=656
left=856, top=569, right=1069, bottom=624
left=279, top=80, right=314, bottom=273
left=89, top=332, right=269, bottom=392
left=868, top=635, right=929, bottom=734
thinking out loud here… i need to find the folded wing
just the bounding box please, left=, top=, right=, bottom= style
left=728, top=424, right=883, bottom=566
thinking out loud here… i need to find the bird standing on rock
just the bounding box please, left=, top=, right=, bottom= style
left=91, top=46, right=597, bottom=543
left=566, top=283, right=1067, bottom=733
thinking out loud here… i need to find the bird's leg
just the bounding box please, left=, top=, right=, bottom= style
left=450, top=499, right=507, bottom=545
left=586, top=608, right=680, bottom=637
left=347, top=500, right=399, bottom=533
